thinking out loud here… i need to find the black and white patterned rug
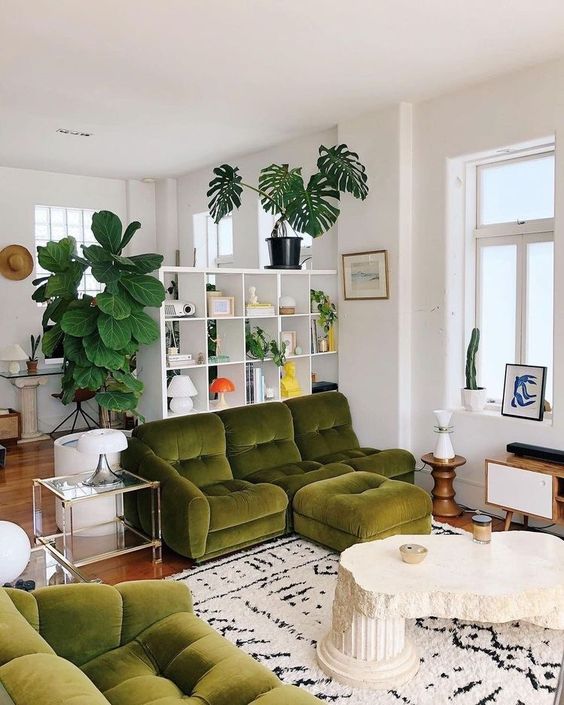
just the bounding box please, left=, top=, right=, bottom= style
left=170, top=523, right=564, bottom=705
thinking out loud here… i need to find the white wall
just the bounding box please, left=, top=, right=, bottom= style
left=0, top=167, right=158, bottom=433
left=176, top=128, right=339, bottom=270
left=411, top=58, right=564, bottom=529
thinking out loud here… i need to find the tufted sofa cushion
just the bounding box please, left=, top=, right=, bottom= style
left=246, top=462, right=353, bottom=502
left=203, top=479, right=288, bottom=531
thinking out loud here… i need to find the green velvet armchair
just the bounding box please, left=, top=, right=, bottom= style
left=121, top=413, right=288, bottom=561
left=0, top=580, right=321, bottom=705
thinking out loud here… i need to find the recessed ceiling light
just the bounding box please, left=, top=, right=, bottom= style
left=142, top=178, right=156, bottom=183
left=56, top=128, right=93, bottom=137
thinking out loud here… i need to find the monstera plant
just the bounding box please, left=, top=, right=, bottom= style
left=32, top=211, right=165, bottom=426
left=207, top=144, right=369, bottom=268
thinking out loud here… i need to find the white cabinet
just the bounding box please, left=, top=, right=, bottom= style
left=486, top=462, right=553, bottom=520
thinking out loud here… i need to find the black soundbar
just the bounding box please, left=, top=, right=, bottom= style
left=507, top=441, right=564, bottom=465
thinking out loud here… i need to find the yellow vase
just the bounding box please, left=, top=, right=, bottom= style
left=328, top=326, right=336, bottom=352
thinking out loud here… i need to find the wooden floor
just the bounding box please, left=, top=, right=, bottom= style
left=0, top=439, right=505, bottom=585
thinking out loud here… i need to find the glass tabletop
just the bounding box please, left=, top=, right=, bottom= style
left=35, top=469, right=154, bottom=501
left=0, top=366, right=63, bottom=379
left=5, top=546, right=87, bottom=588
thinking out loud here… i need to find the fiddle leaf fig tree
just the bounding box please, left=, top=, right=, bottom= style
left=207, top=143, right=369, bottom=238
left=33, top=211, right=165, bottom=425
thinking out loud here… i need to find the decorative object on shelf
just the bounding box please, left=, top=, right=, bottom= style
left=210, top=377, right=235, bottom=409
left=0, top=344, right=28, bottom=374
left=208, top=296, right=234, bottom=318
left=208, top=334, right=230, bottom=363
left=432, top=409, right=455, bottom=461
left=246, top=303, right=275, bottom=316
left=399, top=543, right=428, bottom=565
left=279, top=295, right=296, bottom=315
left=26, top=333, right=41, bottom=373
left=246, top=325, right=270, bottom=361
left=166, top=278, right=178, bottom=299
left=472, top=514, right=492, bottom=544
left=0, top=521, right=31, bottom=583
left=196, top=352, right=205, bottom=365
left=269, top=339, right=287, bottom=368
left=280, top=330, right=296, bottom=355
left=164, top=300, right=196, bottom=318
left=167, top=351, right=194, bottom=367
left=32, top=210, right=166, bottom=427
left=294, top=345, right=303, bottom=355
left=0, top=244, right=33, bottom=281
left=281, top=360, right=302, bottom=398
left=421, top=453, right=465, bottom=518
left=167, top=374, right=198, bottom=415
left=207, top=144, right=369, bottom=268
left=501, top=363, right=547, bottom=421
left=248, top=286, right=258, bottom=305
left=265, top=386, right=275, bottom=400
left=318, top=338, right=329, bottom=353
left=77, top=428, right=128, bottom=487
left=310, top=288, right=337, bottom=351
left=461, top=327, right=487, bottom=411
left=342, top=250, right=389, bottom=300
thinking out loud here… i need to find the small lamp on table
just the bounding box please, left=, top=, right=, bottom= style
left=210, top=377, right=235, bottom=410
left=0, top=345, right=28, bottom=374
left=77, top=428, right=128, bottom=487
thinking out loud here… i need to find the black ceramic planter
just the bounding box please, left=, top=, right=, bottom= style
left=265, top=236, right=303, bottom=269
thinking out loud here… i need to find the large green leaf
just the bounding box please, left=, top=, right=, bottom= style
left=42, top=324, right=63, bottom=356
left=317, top=144, right=369, bottom=200
left=96, top=389, right=138, bottom=412
left=81, top=244, right=113, bottom=265
left=42, top=298, right=69, bottom=327
left=120, top=221, right=141, bottom=251
left=45, top=262, right=84, bottom=298
left=60, top=307, right=99, bottom=337
left=128, top=308, right=159, bottom=344
left=73, top=365, right=106, bottom=391
left=258, top=164, right=303, bottom=214
left=112, top=369, right=144, bottom=393
left=119, top=253, right=163, bottom=274
left=83, top=333, right=126, bottom=369
left=97, top=312, right=132, bottom=350
left=63, top=336, right=90, bottom=367
left=37, top=238, right=75, bottom=273
left=32, top=282, right=48, bottom=303
left=285, top=173, right=340, bottom=237
left=96, top=292, right=131, bottom=320
left=207, top=164, right=243, bottom=223
left=120, top=274, right=165, bottom=307
left=91, top=260, right=121, bottom=284
left=91, top=211, right=122, bottom=254
left=116, top=339, right=139, bottom=357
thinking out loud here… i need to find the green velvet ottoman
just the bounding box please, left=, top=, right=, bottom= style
left=292, top=472, right=432, bottom=552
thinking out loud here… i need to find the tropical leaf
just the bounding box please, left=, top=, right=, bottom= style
left=37, top=237, right=75, bottom=273
left=97, top=312, right=132, bottom=350
left=128, top=308, right=159, bottom=344
left=32, top=276, right=49, bottom=286
left=32, top=283, right=48, bottom=303
left=207, top=164, right=243, bottom=223
left=120, top=274, right=165, bottom=307
left=258, top=164, right=302, bottom=214
left=81, top=244, right=113, bottom=265
left=73, top=365, right=106, bottom=391
left=96, top=389, right=138, bottom=412
left=112, top=369, right=144, bottom=394
left=42, top=298, right=69, bottom=327
left=63, top=336, right=90, bottom=367
left=285, top=173, right=340, bottom=237
left=120, top=220, right=141, bottom=251
left=91, top=260, right=121, bottom=284
left=96, top=292, right=131, bottom=320
left=60, top=307, right=99, bottom=337
left=117, top=339, right=139, bottom=357
left=83, top=333, right=126, bottom=369
left=42, top=324, right=63, bottom=357
left=91, top=211, right=123, bottom=254
left=45, top=262, right=84, bottom=298
left=120, top=253, right=163, bottom=274
left=317, top=144, right=369, bottom=200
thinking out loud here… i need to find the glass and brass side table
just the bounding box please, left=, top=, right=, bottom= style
left=32, top=470, right=161, bottom=576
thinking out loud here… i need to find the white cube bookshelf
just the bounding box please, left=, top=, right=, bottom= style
left=137, top=267, right=338, bottom=421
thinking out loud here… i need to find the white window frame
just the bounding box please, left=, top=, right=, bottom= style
left=193, top=212, right=233, bottom=268
left=472, top=148, right=555, bottom=404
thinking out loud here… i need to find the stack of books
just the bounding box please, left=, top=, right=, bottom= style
left=246, top=303, right=275, bottom=317
left=246, top=362, right=265, bottom=403
left=167, top=353, right=195, bottom=367
left=310, top=319, right=320, bottom=353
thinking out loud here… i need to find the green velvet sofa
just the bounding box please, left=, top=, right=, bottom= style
left=0, top=580, right=321, bottom=705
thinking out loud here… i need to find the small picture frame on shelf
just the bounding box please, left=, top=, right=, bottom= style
left=342, top=250, right=389, bottom=300
left=501, top=363, right=547, bottom=421
left=281, top=331, right=297, bottom=355
left=208, top=296, right=235, bottom=318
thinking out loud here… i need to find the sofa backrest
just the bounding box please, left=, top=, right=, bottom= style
left=133, top=413, right=232, bottom=488
left=284, top=392, right=360, bottom=461
left=0, top=589, right=54, bottom=667
left=218, top=403, right=301, bottom=479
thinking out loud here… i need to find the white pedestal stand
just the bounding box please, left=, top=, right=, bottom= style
left=11, top=376, right=50, bottom=443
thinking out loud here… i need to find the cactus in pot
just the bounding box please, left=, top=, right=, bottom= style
left=461, top=327, right=487, bottom=411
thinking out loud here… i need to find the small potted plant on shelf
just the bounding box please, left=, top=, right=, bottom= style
left=461, top=327, right=487, bottom=411
left=26, top=334, right=41, bottom=373
left=207, top=144, right=369, bottom=269
left=246, top=325, right=270, bottom=361
left=311, top=289, right=338, bottom=352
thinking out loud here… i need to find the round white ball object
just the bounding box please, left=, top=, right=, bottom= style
left=0, top=521, right=31, bottom=584
left=279, top=296, right=296, bottom=308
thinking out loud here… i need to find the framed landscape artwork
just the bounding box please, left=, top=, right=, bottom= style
left=501, top=363, right=547, bottom=421
left=342, top=250, right=389, bottom=300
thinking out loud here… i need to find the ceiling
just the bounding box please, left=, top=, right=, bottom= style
left=1, top=0, right=564, bottom=180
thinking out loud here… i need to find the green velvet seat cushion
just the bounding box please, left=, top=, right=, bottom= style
left=0, top=590, right=54, bottom=667
left=249, top=685, right=322, bottom=704
left=293, top=471, right=432, bottom=551
left=247, top=462, right=353, bottom=502
left=202, top=479, right=288, bottom=531
left=327, top=448, right=416, bottom=479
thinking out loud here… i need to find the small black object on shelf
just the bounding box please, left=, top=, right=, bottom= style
left=312, top=381, right=338, bottom=394
left=507, top=442, right=564, bottom=465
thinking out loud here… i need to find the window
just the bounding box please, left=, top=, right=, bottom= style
left=474, top=151, right=554, bottom=403
left=193, top=212, right=233, bottom=267
left=257, top=202, right=313, bottom=268
left=34, top=205, right=101, bottom=297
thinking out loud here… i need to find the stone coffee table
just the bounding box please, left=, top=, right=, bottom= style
left=317, top=532, right=564, bottom=690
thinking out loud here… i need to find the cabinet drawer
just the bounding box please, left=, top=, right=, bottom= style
left=486, top=462, right=553, bottom=519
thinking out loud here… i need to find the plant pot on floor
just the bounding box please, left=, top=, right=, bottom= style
left=461, top=387, right=487, bottom=412
left=266, top=236, right=302, bottom=269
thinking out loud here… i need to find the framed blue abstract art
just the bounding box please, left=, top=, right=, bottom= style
left=501, top=363, right=547, bottom=421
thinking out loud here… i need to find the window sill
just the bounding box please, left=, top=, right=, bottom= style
left=454, top=406, right=553, bottom=426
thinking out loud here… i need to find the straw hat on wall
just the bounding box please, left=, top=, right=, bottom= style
left=0, top=245, right=34, bottom=281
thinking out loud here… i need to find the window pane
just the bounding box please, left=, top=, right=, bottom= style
left=217, top=216, right=233, bottom=257
left=479, top=244, right=517, bottom=400
left=50, top=208, right=66, bottom=226
left=35, top=207, right=49, bottom=224
left=478, top=154, right=554, bottom=225
left=526, top=241, right=553, bottom=403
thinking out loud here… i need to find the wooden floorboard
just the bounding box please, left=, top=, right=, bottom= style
left=0, top=439, right=508, bottom=586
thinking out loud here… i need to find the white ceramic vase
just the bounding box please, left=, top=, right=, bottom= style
left=461, top=388, right=487, bottom=412
left=433, top=409, right=455, bottom=461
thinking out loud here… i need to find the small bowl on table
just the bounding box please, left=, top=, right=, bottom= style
left=399, top=543, right=428, bottom=564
